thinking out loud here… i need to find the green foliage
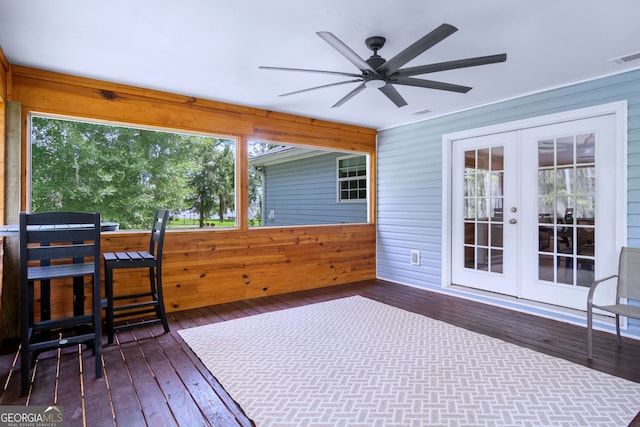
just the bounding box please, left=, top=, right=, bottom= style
left=185, top=138, right=235, bottom=227
left=31, top=117, right=236, bottom=230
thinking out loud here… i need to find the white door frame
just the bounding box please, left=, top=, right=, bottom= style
left=442, top=101, right=628, bottom=309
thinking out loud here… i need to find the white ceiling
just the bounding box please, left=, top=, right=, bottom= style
left=1, top=1, right=640, bottom=130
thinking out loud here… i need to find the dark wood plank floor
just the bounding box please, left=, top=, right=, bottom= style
left=1, top=279, right=639, bottom=426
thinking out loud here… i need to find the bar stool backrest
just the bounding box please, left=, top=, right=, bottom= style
left=150, top=209, right=170, bottom=263
left=20, top=211, right=101, bottom=279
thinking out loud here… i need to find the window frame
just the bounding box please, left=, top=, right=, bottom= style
left=336, top=154, right=368, bottom=204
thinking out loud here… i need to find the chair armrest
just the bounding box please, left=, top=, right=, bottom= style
left=587, top=274, right=618, bottom=307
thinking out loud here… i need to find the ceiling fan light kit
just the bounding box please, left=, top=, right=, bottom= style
left=364, top=77, right=386, bottom=89
left=259, top=23, right=507, bottom=108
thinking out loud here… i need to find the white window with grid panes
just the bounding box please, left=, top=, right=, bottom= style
left=337, top=155, right=367, bottom=203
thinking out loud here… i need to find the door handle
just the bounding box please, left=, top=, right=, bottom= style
left=509, top=218, right=517, bottom=224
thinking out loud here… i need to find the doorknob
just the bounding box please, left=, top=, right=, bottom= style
left=509, top=218, right=517, bottom=224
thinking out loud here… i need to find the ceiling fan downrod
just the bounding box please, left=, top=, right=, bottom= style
left=365, top=36, right=387, bottom=70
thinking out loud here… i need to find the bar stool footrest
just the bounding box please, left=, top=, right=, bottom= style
left=113, top=307, right=158, bottom=319
left=32, top=315, right=95, bottom=332
left=27, top=332, right=97, bottom=353
left=113, top=300, right=159, bottom=312
left=113, top=291, right=154, bottom=301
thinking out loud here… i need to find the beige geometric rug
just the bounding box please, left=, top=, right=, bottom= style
left=178, top=296, right=640, bottom=426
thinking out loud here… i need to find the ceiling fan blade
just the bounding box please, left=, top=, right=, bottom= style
left=393, top=76, right=472, bottom=93
left=259, top=66, right=361, bottom=78
left=396, top=53, right=507, bottom=77
left=332, top=82, right=366, bottom=108
left=279, top=79, right=363, bottom=97
left=379, top=23, right=458, bottom=74
left=378, top=84, right=408, bottom=107
left=317, top=31, right=377, bottom=73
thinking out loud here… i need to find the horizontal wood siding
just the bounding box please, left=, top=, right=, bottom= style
left=264, top=152, right=367, bottom=226
left=9, top=67, right=376, bottom=150
left=32, top=224, right=376, bottom=320
left=377, top=68, right=640, bottom=336
left=1, top=66, right=376, bottom=336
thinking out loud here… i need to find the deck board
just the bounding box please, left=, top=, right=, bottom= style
left=101, top=344, right=146, bottom=427
left=155, top=332, right=241, bottom=427
left=138, top=336, right=208, bottom=427
left=54, top=347, right=84, bottom=425
left=25, top=351, right=57, bottom=406
left=1, top=279, right=639, bottom=426
left=119, top=340, right=178, bottom=426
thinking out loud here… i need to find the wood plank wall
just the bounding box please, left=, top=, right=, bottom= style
left=2, top=65, right=377, bottom=334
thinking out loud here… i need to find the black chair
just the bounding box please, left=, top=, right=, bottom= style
left=103, top=209, right=170, bottom=343
left=19, top=211, right=102, bottom=396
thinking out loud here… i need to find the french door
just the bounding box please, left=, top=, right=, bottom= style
left=451, top=112, right=620, bottom=311
left=451, top=131, right=519, bottom=296
left=518, top=115, right=618, bottom=309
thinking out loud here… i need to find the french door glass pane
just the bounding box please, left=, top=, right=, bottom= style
left=463, top=147, right=504, bottom=273
left=537, top=133, right=595, bottom=286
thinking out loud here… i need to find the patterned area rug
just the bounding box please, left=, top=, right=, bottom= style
left=179, top=296, right=640, bottom=426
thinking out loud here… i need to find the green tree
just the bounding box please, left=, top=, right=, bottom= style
left=186, top=139, right=235, bottom=227
left=31, top=117, right=233, bottom=230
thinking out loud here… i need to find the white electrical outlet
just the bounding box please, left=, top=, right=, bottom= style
left=410, top=250, right=420, bottom=266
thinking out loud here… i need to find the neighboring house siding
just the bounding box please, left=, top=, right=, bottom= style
left=377, top=68, right=640, bottom=336
left=263, top=152, right=367, bottom=226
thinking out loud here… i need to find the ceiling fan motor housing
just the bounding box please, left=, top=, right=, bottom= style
left=366, top=55, right=386, bottom=71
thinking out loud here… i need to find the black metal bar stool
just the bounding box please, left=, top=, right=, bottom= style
left=103, top=209, right=170, bottom=344
left=19, top=211, right=103, bottom=396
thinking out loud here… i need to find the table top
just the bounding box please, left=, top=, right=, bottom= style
left=0, top=221, right=119, bottom=237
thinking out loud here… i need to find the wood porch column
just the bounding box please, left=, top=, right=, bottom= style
left=3, top=100, right=21, bottom=338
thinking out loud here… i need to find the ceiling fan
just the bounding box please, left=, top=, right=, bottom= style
left=259, top=23, right=507, bottom=108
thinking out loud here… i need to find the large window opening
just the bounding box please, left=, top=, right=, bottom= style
left=30, top=115, right=237, bottom=230
left=248, top=141, right=370, bottom=227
